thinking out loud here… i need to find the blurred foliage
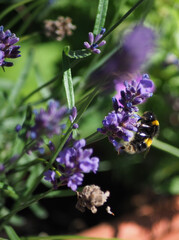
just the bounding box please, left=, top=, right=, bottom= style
left=0, top=0, right=179, bottom=237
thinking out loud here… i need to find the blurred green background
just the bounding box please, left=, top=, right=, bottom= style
left=0, top=0, right=179, bottom=237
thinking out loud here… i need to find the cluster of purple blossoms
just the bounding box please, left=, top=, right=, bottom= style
left=84, top=28, right=106, bottom=54
left=98, top=74, right=155, bottom=151
left=44, top=139, right=99, bottom=191
left=16, top=100, right=68, bottom=154
left=117, top=74, right=154, bottom=113
left=28, top=100, right=67, bottom=140
left=0, top=26, right=21, bottom=67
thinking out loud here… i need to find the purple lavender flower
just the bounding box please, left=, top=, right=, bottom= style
left=69, top=106, right=77, bottom=123
left=89, top=25, right=155, bottom=92
left=56, top=139, right=99, bottom=191
left=44, top=170, right=56, bottom=182
left=48, top=141, right=55, bottom=152
left=29, top=100, right=67, bottom=139
left=117, top=74, right=155, bottom=112
left=98, top=75, right=155, bottom=152
left=69, top=106, right=79, bottom=129
left=44, top=170, right=57, bottom=188
left=98, top=109, right=138, bottom=142
left=15, top=124, right=22, bottom=132
left=115, top=25, right=155, bottom=75
left=0, top=164, right=5, bottom=173
left=0, top=26, right=21, bottom=67
left=9, top=154, right=20, bottom=163
left=84, top=28, right=106, bottom=54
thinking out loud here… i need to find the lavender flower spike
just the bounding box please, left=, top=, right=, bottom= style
left=118, top=74, right=155, bottom=113
left=98, top=74, right=155, bottom=152
left=115, top=25, right=155, bottom=75
left=84, top=28, right=106, bottom=54
left=29, top=100, right=67, bottom=139
left=98, top=108, right=138, bottom=142
left=0, top=25, right=21, bottom=67
left=56, top=139, right=99, bottom=191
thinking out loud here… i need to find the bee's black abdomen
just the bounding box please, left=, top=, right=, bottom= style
left=123, top=111, right=159, bottom=154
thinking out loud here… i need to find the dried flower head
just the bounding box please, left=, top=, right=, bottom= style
left=44, top=16, right=76, bottom=41
left=76, top=185, right=112, bottom=214
left=0, top=25, right=21, bottom=67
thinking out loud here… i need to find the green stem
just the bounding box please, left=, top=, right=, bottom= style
left=99, top=0, right=146, bottom=42
left=19, top=75, right=58, bottom=105
left=0, top=188, right=53, bottom=231
left=152, top=139, right=179, bottom=158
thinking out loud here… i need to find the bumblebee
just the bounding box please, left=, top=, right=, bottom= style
left=122, top=111, right=159, bottom=154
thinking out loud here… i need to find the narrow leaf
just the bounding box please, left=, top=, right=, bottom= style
left=8, top=49, right=34, bottom=106
left=0, top=182, right=18, bottom=200
left=93, top=0, right=109, bottom=35
left=34, top=65, right=50, bottom=98
left=4, top=225, right=20, bottom=240
left=153, top=139, right=179, bottom=158
left=45, top=189, right=76, bottom=198
left=30, top=203, right=48, bottom=219
left=85, top=131, right=106, bottom=145
left=62, top=48, right=75, bottom=109
left=18, top=105, right=33, bottom=141
left=102, top=0, right=146, bottom=39
left=64, top=46, right=91, bottom=59
left=25, top=164, right=42, bottom=195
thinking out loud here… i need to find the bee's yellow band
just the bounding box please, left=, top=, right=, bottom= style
left=144, top=138, right=153, bottom=147
left=152, top=120, right=159, bottom=126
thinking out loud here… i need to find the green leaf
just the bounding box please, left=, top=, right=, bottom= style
left=140, top=0, right=155, bottom=21
left=0, top=182, right=18, bottom=200
left=25, top=164, right=42, bottom=196
left=14, top=160, right=41, bottom=172
left=45, top=189, right=76, bottom=198
left=34, top=65, right=50, bottom=99
left=4, top=225, right=20, bottom=240
left=62, top=48, right=75, bottom=109
left=169, top=176, right=179, bottom=194
left=85, top=131, right=106, bottom=145
left=102, top=0, right=146, bottom=39
left=153, top=139, right=179, bottom=158
left=64, top=46, right=91, bottom=59
left=18, top=105, right=33, bottom=141
left=20, top=75, right=58, bottom=104
left=29, top=203, right=48, bottom=219
left=3, top=48, right=34, bottom=117
left=93, top=0, right=109, bottom=35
